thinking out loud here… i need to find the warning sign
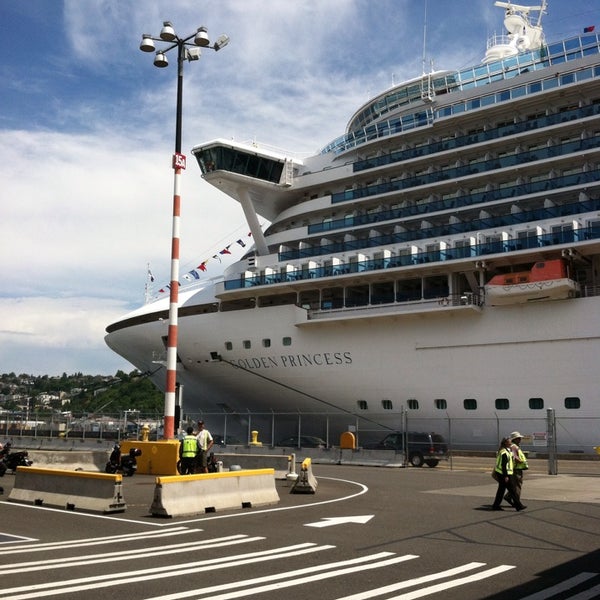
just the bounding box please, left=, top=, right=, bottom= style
left=532, top=432, right=547, bottom=447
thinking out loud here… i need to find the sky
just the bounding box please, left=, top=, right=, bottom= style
left=1, top=0, right=598, bottom=377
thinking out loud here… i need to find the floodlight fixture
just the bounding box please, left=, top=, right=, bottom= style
left=194, top=26, right=210, bottom=47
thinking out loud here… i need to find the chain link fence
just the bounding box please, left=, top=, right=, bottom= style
left=1, top=409, right=599, bottom=456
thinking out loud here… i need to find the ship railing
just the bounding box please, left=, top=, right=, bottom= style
left=332, top=137, right=600, bottom=205
left=311, top=182, right=600, bottom=239
left=225, top=226, right=600, bottom=291
left=305, top=293, right=483, bottom=320
left=353, top=101, right=600, bottom=173
left=581, top=284, right=600, bottom=298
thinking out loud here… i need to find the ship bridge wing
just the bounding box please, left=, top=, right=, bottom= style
left=191, top=139, right=302, bottom=222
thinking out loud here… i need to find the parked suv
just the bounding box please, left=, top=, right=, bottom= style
left=364, top=431, right=449, bottom=467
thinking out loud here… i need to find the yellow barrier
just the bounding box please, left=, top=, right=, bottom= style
left=120, top=440, right=180, bottom=475
left=150, top=468, right=279, bottom=517
left=8, top=467, right=126, bottom=513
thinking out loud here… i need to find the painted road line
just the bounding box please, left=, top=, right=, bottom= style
left=518, top=572, right=598, bottom=600
left=146, top=553, right=418, bottom=600
left=0, top=535, right=260, bottom=574
left=566, top=582, right=600, bottom=600
left=0, top=526, right=192, bottom=554
left=386, top=564, right=516, bottom=599
left=335, top=562, right=488, bottom=599
left=0, top=542, right=335, bottom=600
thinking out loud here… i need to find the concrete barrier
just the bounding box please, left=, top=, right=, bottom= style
left=28, top=450, right=108, bottom=471
left=8, top=466, right=126, bottom=513
left=216, top=453, right=291, bottom=479
left=150, top=468, right=279, bottom=517
left=291, top=458, right=318, bottom=494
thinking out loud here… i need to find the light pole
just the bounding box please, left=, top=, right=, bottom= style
left=140, top=22, right=229, bottom=440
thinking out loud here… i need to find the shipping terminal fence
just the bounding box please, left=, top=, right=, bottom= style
left=1, top=410, right=599, bottom=456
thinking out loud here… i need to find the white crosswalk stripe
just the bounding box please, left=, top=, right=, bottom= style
left=1, top=527, right=597, bottom=599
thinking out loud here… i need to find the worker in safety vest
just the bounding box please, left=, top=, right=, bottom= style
left=504, top=430, right=529, bottom=507
left=492, top=437, right=526, bottom=511
left=179, top=426, right=199, bottom=474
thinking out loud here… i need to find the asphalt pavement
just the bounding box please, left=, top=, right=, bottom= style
left=1, top=456, right=599, bottom=600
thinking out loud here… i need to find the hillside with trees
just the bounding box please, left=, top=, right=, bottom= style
left=0, top=370, right=164, bottom=416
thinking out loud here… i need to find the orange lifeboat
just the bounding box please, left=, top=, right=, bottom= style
left=484, top=259, right=580, bottom=306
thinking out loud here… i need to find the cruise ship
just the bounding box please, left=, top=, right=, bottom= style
left=106, top=1, right=600, bottom=452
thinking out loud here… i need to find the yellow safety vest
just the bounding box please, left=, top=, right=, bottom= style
left=181, top=435, right=198, bottom=458
left=514, top=447, right=528, bottom=470
left=495, top=447, right=514, bottom=476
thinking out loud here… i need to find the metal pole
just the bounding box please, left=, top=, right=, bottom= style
left=547, top=407, right=558, bottom=475
left=163, top=40, right=186, bottom=440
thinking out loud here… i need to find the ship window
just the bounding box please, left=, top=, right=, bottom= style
left=434, top=399, right=447, bottom=410
left=357, top=400, right=368, bottom=410
left=225, top=342, right=233, bottom=351
left=463, top=398, right=477, bottom=410
left=407, top=399, right=419, bottom=410
left=282, top=336, right=292, bottom=346
left=564, top=397, right=580, bottom=409
left=382, top=399, right=393, bottom=410
left=495, top=398, right=510, bottom=410
left=243, top=340, right=251, bottom=349
left=262, top=338, right=271, bottom=348
left=529, top=397, right=544, bottom=410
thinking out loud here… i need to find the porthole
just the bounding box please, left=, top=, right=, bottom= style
left=463, top=398, right=477, bottom=410
left=529, top=397, right=544, bottom=410
left=434, top=398, right=447, bottom=410
left=564, top=397, right=580, bottom=409
left=495, top=398, right=510, bottom=410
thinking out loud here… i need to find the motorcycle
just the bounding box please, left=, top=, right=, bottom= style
left=105, top=443, right=142, bottom=477
left=0, top=442, right=33, bottom=476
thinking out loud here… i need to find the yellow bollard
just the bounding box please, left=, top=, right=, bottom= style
left=250, top=430, right=263, bottom=447
left=140, top=424, right=150, bottom=442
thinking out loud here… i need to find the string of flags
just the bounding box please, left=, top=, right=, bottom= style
left=153, top=232, right=252, bottom=294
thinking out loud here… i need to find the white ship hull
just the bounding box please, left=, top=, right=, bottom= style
left=106, top=289, right=600, bottom=451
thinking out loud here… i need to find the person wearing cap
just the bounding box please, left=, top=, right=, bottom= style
left=196, top=420, right=214, bottom=473
left=492, top=437, right=526, bottom=511
left=505, top=431, right=528, bottom=507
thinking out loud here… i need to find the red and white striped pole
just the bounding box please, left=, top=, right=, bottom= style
left=163, top=153, right=185, bottom=440
left=163, top=40, right=187, bottom=440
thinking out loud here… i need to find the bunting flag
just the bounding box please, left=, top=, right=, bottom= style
left=183, top=270, right=200, bottom=281
left=584, top=25, right=596, bottom=33
left=154, top=230, right=255, bottom=295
